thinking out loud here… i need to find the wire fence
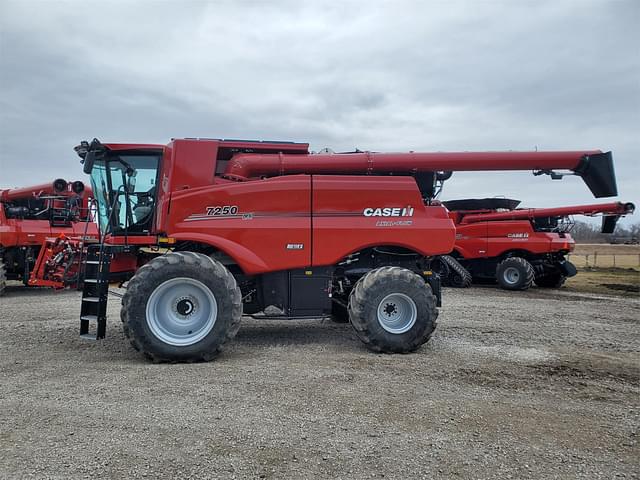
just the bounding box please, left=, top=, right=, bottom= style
left=568, top=253, right=640, bottom=269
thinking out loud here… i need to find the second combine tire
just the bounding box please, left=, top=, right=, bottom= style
left=348, top=266, right=438, bottom=353
left=441, top=255, right=472, bottom=288
left=121, top=252, right=242, bottom=362
left=535, top=273, right=567, bottom=288
left=496, top=257, right=535, bottom=291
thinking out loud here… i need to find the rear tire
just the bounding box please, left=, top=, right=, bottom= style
left=0, top=260, right=6, bottom=296
left=535, top=273, right=566, bottom=288
left=496, top=257, right=535, bottom=291
left=121, top=252, right=242, bottom=362
left=348, top=267, right=438, bottom=353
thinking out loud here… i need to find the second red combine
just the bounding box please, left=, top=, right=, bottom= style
left=437, top=199, right=635, bottom=290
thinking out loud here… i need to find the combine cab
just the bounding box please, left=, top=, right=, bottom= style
left=72, top=138, right=618, bottom=361
left=440, top=199, right=635, bottom=290
left=0, top=179, right=99, bottom=295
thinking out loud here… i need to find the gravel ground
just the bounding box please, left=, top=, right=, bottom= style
left=1, top=283, right=638, bottom=479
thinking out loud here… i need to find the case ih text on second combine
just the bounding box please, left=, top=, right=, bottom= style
left=37, top=137, right=618, bottom=362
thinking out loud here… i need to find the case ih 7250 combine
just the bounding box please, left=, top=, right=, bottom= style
left=0, top=179, right=98, bottom=295
left=68, top=138, right=617, bottom=362
left=437, top=199, right=635, bottom=290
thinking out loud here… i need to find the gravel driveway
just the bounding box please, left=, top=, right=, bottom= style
left=1, top=284, right=638, bottom=479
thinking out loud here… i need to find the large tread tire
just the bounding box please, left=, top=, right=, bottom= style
left=0, top=261, right=6, bottom=296
left=440, top=255, right=472, bottom=288
left=496, top=257, right=535, bottom=291
left=121, top=252, right=242, bottom=362
left=535, top=273, right=567, bottom=288
left=348, top=266, right=438, bottom=353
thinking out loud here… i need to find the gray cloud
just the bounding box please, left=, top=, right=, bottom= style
left=1, top=0, right=638, bottom=226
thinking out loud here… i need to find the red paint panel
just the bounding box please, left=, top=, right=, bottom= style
left=453, top=222, right=488, bottom=258
left=168, top=139, right=219, bottom=191
left=167, top=175, right=312, bottom=274
left=312, top=176, right=455, bottom=266
left=484, top=221, right=544, bottom=257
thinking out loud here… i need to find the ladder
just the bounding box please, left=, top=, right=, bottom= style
left=79, top=244, right=111, bottom=339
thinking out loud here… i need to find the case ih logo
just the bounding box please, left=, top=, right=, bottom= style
left=507, top=233, right=529, bottom=238
left=363, top=206, right=414, bottom=217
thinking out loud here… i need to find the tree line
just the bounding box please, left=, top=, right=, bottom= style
left=571, top=220, right=640, bottom=243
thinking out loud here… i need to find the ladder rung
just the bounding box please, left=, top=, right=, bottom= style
left=85, top=260, right=100, bottom=264
left=82, top=297, right=100, bottom=303
left=84, top=279, right=99, bottom=283
left=80, top=315, right=98, bottom=322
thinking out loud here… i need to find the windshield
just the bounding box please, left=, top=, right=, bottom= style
left=89, top=152, right=161, bottom=236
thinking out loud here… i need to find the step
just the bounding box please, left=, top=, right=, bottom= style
left=82, top=297, right=101, bottom=303
left=80, top=315, right=98, bottom=322
left=85, top=260, right=101, bottom=265
left=84, top=279, right=99, bottom=283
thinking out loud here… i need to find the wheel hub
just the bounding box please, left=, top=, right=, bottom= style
left=146, top=277, right=218, bottom=346
left=376, top=293, right=417, bottom=334
left=503, top=266, right=520, bottom=285
left=174, top=296, right=197, bottom=317
left=383, top=303, right=398, bottom=317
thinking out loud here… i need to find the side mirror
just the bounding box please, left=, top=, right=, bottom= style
left=83, top=150, right=96, bottom=174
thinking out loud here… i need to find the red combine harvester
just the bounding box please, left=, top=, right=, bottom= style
left=68, top=138, right=617, bottom=362
left=438, top=199, right=635, bottom=290
left=0, top=179, right=99, bottom=295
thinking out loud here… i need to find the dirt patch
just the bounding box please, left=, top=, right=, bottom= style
left=602, top=283, right=640, bottom=293
left=564, top=267, right=640, bottom=296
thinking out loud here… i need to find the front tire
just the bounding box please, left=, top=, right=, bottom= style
left=121, top=252, right=242, bottom=362
left=348, top=267, right=438, bottom=353
left=496, top=257, right=535, bottom=291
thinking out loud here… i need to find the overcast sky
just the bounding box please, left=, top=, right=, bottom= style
left=1, top=0, right=638, bottom=225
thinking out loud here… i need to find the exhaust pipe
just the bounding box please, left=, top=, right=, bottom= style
left=71, top=181, right=85, bottom=194
left=53, top=178, right=68, bottom=193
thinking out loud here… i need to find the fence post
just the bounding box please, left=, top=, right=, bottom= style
left=613, top=254, right=616, bottom=268
left=594, top=252, right=597, bottom=267
left=585, top=254, right=589, bottom=267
